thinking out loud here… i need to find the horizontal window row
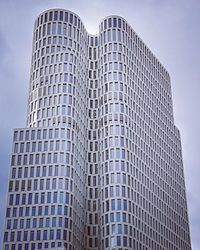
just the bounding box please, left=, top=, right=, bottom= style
left=9, top=191, right=71, bottom=206
left=4, top=228, right=62, bottom=242
left=34, top=60, right=76, bottom=74
left=30, top=105, right=74, bottom=122
left=36, top=10, right=84, bottom=32
left=14, top=140, right=74, bottom=153
left=6, top=204, right=70, bottom=218
left=9, top=177, right=72, bottom=192
left=35, top=51, right=75, bottom=66
left=4, top=241, right=64, bottom=250
left=6, top=216, right=66, bottom=230
left=31, top=95, right=74, bottom=112
left=11, top=164, right=73, bottom=178
left=13, top=128, right=73, bottom=141
left=11, top=152, right=73, bottom=166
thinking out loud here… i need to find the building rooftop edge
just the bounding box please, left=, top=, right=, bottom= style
left=34, top=8, right=171, bottom=80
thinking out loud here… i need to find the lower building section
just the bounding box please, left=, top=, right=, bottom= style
left=3, top=127, right=86, bottom=250
left=3, top=126, right=191, bottom=250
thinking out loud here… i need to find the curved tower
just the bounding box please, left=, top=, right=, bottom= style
left=98, top=16, right=191, bottom=250
left=3, top=9, right=191, bottom=250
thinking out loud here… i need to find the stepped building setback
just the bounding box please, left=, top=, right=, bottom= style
left=3, top=9, right=191, bottom=250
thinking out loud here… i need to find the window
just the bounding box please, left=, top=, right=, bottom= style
left=58, top=205, right=62, bottom=215
left=50, top=230, right=54, bottom=240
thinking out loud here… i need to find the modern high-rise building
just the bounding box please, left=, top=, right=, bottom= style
left=2, top=8, right=191, bottom=250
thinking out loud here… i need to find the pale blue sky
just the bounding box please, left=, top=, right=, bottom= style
left=0, top=0, right=199, bottom=249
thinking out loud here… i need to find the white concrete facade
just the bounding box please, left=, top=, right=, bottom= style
left=3, top=9, right=191, bottom=250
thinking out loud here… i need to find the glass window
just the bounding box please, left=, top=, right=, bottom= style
left=50, top=230, right=54, bottom=240
left=58, top=205, right=62, bottom=215
left=51, top=205, right=55, bottom=215
left=116, top=212, right=120, bottom=222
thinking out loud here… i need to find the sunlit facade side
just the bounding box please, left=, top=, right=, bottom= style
left=3, top=9, right=191, bottom=250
